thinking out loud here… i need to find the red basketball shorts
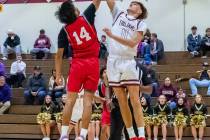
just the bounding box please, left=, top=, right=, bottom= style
left=67, top=57, right=99, bottom=93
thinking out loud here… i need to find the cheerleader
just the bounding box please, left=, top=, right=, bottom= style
left=190, top=94, right=208, bottom=140
left=140, top=95, right=153, bottom=140
left=37, top=95, right=56, bottom=140
left=172, top=97, right=189, bottom=140
left=153, top=95, right=171, bottom=140
left=88, top=94, right=103, bottom=140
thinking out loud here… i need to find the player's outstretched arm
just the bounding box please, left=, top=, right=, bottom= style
left=103, top=28, right=143, bottom=48
left=106, top=0, right=115, bottom=12
left=93, top=0, right=102, bottom=10
left=55, top=48, right=64, bottom=85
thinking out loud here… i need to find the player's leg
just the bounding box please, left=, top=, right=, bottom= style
left=113, top=87, right=136, bottom=139
left=79, top=90, right=95, bottom=139
left=89, top=121, right=95, bottom=140
left=127, top=85, right=145, bottom=138
left=60, top=93, right=78, bottom=139
left=68, top=123, right=75, bottom=136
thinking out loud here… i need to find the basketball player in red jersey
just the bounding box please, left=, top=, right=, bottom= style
left=55, top=0, right=101, bottom=140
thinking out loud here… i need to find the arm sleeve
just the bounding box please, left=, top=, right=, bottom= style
left=137, top=21, right=147, bottom=32
left=83, top=3, right=96, bottom=25
left=58, top=28, right=69, bottom=49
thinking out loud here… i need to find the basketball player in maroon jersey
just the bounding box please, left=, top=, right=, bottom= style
left=55, top=0, right=101, bottom=139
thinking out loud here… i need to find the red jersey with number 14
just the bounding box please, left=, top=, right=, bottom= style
left=65, top=16, right=100, bottom=58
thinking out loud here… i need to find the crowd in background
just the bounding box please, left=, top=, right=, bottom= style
left=0, top=26, right=210, bottom=140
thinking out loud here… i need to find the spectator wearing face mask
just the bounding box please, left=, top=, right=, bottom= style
left=7, top=55, right=26, bottom=88
left=31, top=29, right=51, bottom=59
left=24, top=66, right=47, bottom=105
left=1, top=29, right=21, bottom=61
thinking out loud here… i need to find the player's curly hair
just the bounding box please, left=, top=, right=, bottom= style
left=55, top=0, right=77, bottom=24
left=131, top=1, right=148, bottom=20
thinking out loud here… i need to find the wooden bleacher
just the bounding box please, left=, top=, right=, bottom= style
left=0, top=52, right=210, bottom=140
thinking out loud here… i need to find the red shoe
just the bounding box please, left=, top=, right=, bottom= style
left=138, top=137, right=146, bottom=140
left=130, top=137, right=138, bottom=140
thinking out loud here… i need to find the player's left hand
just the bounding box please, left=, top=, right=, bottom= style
left=103, top=28, right=113, bottom=38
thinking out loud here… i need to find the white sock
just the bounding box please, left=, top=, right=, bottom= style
left=80, top=128, right=88, bottom=139
left=61, top=126, right=69, bottom=136
left=153, top=138, right=158, bottom=140
left=138, top=127, right=145, bottom=137
left=126, top=127, right=136, bottom=138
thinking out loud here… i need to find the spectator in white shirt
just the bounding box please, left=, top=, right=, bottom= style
left=8, top=55, right=26, bottom=88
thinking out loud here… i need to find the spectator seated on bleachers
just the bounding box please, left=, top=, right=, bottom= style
left=137, top=34, right=151, bottom=61
left=99, top=35, right=108, bottom=60
left=0, top=61, right=5, bottom=76
left=31, top=29, right=51, bottom=59
left=189, top=62, right=210, bottom=96
left=158, top=77, right=177, bottom=109
left=150, top=33, right=164, bottom=64
left=201, top=28, right=210, bottom=58
left=1, top=29, right=21, bottom=61
left=48, top=69, right=65, bottom=101
left=24, top=66, right=47, bottom=105
left=187, top=26, right=201, bottom=57
left=144, top=61, right=159, bottom=97
left=0, top=76, right=11, bottom=114
left=7, top=55, right=26, bottom=88
left=175, top=88, right=189, bottom=107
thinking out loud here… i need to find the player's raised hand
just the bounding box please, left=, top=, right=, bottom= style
left=103, top=28, right=113, bottom=38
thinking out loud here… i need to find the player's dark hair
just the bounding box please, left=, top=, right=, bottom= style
left=55, top=0, right=77, bottom=24
left=131, top=1, right=148, bottom=19
left=100, top=67, right=106, bottom=79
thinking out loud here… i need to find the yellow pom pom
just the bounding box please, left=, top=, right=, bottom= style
left=190, top=115, right=206, bottom=128
left=173, top=114, right=187, bottom=127
left=55, top=112, right=63, bottom=123
left=37, top=113, right=51, bottom=125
